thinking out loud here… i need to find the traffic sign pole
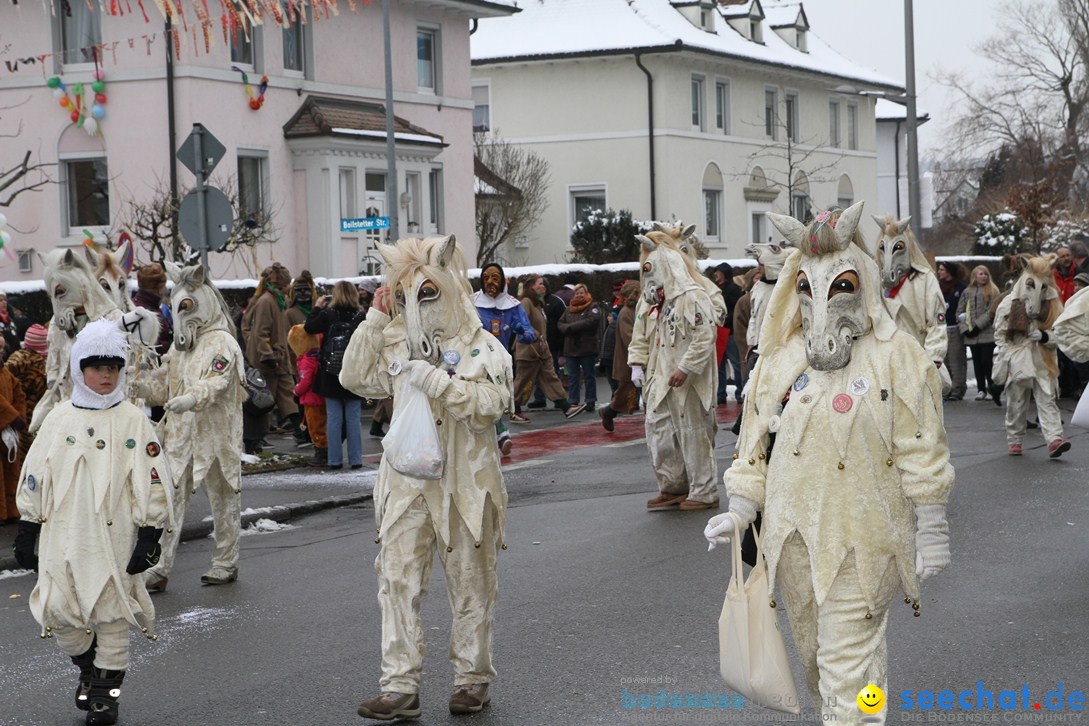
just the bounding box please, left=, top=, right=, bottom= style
left=193, top=125, right=209, bottom=269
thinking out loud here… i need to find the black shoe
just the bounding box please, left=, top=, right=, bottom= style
left=1027, top=419, right=1039, bottom=429
left=351, top=464, right=363, bottom=470
left=326, top=463, right=343, bottom=470
left=526, top=401, right=546, bottom=410
left=370, top=421, right=385, bottom=438
left=585, top=402, right=596, bottom=412
left=308, top=447, right=327, bottom=468
left=85, top=668, right=124, bottom=725
left=599, top=405, right=616, bottom=432
left=70, top=637, right=97, bottom=711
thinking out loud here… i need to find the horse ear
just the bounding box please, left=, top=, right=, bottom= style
left=834, top=201, right=865, bottom=251
left=188, top=264, right=207, bottom=286
left=376, top=242, right=397, bottom=265
left=766, top=213, right=807, bottom=248
left=85, top=246, right=101, bottom=269
left=770, top=244, right=782, bottom=254
left=430, top=234, right=457, bottom=268
left=164, top=260, right=183, bottom=284
left=61, top=248, right=77, bottom=268
left=115, top=238, right=133, bottom=274
left=896, top=216, right=912, bottom=235
left=651, top=222, right=667, bottom=233
left=1017, top=255, right=1030, bottom=273
left=871, top=215, right=886, bottom=234
left=682, top=224, right=696, bottom=238
left=636, top=234, right=656, bottom=253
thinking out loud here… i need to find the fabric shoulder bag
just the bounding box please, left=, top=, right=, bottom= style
left=718, top=511, right=800, bottom=714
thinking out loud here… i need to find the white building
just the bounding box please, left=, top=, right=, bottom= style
left=471, top=0, right=903, bottom=264
left=875, top=97, right=932, bottom=227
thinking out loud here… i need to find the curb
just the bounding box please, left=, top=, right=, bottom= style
left=0, top=491, right=374, bottom=573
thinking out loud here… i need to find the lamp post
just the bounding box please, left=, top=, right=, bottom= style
left=904, top=0, right=922, bottom=243
left=382, top=0, right=399, bottom=239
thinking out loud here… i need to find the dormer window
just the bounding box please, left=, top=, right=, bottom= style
left=700, top=8, right=712, bottom=30
left=750, top=18, right=763, bottom=42
left=796, top=28, right=807, bottom=51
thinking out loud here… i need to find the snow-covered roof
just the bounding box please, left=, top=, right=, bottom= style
left=875, top=97, right=929, bottom=123
left=472, top=0, right=900, bottom=91
left=764, top=1, right=807, bottom=29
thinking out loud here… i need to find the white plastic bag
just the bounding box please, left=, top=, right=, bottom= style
left=1073, top=386, right=1089, bottom=429
left=718, top=512, right=800, bottom=714
left=382, top=381, right=444, bottom=480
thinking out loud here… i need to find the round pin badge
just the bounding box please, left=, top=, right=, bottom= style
left=26, top=474, right=36, bottom=491
left=66, top=436, right=76, bottom=446
left=793, top=373, right=809, bottom=392
left=443, top=350, right=461, bottom=366
left=832, top=393, right=853, bottom=413
left=850, top=376, right=870, bottom=396
left=800, top=394, right=812, bottom=404
left=387, top=360, right=403, bottom=376
left=125, top=439, right=136, bottom=449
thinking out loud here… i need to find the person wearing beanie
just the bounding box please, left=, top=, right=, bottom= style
left=5, top=324, right=47, bottom=465
left=14, top=318, right=173, bottom=726
left=132, top=264, right=173, bottom=358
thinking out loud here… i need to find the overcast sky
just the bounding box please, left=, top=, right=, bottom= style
left=802, top=0, right=1001, bottom=159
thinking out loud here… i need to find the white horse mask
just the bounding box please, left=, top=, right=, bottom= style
left=636, top=231, right=702, bottom=306
left=870, top=215, right=930, bottom=291
left=39, top=247, right=121, bottom=332
left=744, top=241, right=791, bottom=281
left=165, top=261, right=236, bottom=351
left=766, top=202, right=896, bottom=371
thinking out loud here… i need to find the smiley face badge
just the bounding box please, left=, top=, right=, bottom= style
left=857, top=684, right=885, bottom=715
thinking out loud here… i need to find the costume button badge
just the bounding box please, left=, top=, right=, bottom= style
left=443, top=350, right=461, bottom=366
left=850, top=376, right=870, bottom=396
left=95, top=440, right=106, bottom=449
left=832, top=393, right=853, bottom=413
left=387, top=360, right=403, bottom=376
left=793, top=373, right=809, bottom=391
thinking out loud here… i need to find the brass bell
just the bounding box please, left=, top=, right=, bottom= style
left=141, top=627, right=148, bottom=633
left=45, top=626, right=52, bottom=632
left=435, top=419, right=442, bottom=426
left=166, top=528, right=173, bottom=534
left=769, top=599, right=776, bottom=609
left=757, top=452, right=765, bottom=461
left=374, top=538, right=381, bottom=544
left=865, top=612, right=872, bottom=620
left=912, top=603, right=920, bottom=611
left=837, top=462, right=845, bottom=470
left=150, top=634, right=158, bottom=641
left=501, top=543, right=508, bottom=550
left=474, top=542, right=481, bottom=549
left=793, top=450, right=800, bottom=456
left=748, top=458, right=755, bottom=465
left=913, top=611, right=921, bottom=617
left=106, top=520, right=113, bottom=526
left=915, top=431, right=922, bottom=439
left=86, top=629, right=92, bottom=635
left=732, top=453, right=739, bottom=460
left=40, top=517, right=47, bottom=523
left=886, top=458, right=894, bottom=467
left=446, top=546, right=453, bottom=553
left=904, top=597, right=912, bottom=604
left=39, top=633, right=47, bottom=639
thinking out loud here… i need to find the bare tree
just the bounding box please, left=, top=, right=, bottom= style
left=474, top=130, right=550, bottom=266
left=0, top=98, right=56, bottom=209
left=119, top=175, right=279, bottom=266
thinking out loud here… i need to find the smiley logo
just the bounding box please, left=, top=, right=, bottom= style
left=857, top=684, right=885, bottom=714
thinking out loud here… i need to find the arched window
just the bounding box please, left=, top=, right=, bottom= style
left=58, top=124, right=109, bottom=234
left=702, top=162, right=724, bottom=240
left=837, top=174, right=854, bottom=208
left=791, top=170, right=810, bottom=222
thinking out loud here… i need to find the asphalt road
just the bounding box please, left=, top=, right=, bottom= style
left=2, top=395, right=1089, bottom=725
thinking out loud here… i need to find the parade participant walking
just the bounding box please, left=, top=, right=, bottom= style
left=136, top=263, right=245, bottom=589
left=958, top=265, right=999, bottom=400
left=558, top=283, right=602, bottom=410
left=993, top=256, right=1070, bottom=457
left=341, top=235, right=512, bottom=720
left=473, top=262, right=534, bottom=454
left=599, top=280, right=641, bottom=430
left=510, top=275, right=585, bottom=423
left=706, top=203, right=954, bottom=722
left=242, top=263, right=301, bottom=439
left=628, top=231, right=719, bottom=511
left=937, top=261, right=968, bottom=400
left=14, top=319, right=172, bottom=726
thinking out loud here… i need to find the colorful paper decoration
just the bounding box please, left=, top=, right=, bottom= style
left=231, top=66, right=269, bottom=110
left=47, top=68, right=107, bottom=137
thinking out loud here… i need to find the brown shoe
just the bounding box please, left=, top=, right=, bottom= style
left=646, top=492, right=688, bottom=510
left=599, top=405, right=615, bottom=432
left=357, top=691, right=421, bottom=720
left=678, top=499, right=720, bottom=511
left=449, top=683, right=490, bottom=715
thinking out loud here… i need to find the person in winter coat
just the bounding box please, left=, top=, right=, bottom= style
left=558, top=283, right=602, bottom=410
left=130, top=264, right=173, bottom=358
left=0, top=291, right=21, bottom=361
left=242, top=263, right=301, bottom=438
left=957, top=265, right=999, bottom=400
left=510, top=275, right=585, bottom=423
left=712, top=263, right=744, bottom=403
left=0, top=364, right=26, bottom=522
left=937, top=261, right=968, bottom=400
left=305, top=281, right=366, bottom=468
left=14, top=318, right=172, bottom=726
left=706, top=203, right=954, bottom=723
left=289, top=325, right=328, bottom=468
left=528, top=282, right=568, bottom=409
left=600, top=280, right=641, bottom=430
left=6, top=323, right=47, bottom=467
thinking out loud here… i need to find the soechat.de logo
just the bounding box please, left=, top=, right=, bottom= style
left=901, top=683, right=1086, bottom=712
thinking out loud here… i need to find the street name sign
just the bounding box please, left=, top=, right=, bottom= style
left=341, top=216, right=391, bottom=232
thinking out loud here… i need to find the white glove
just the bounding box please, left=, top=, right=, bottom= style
left=1028, top=329, right=1043, bottom=341
left=402, top=359, right=441, bottom=391
left=631, top=365, right=645, bottom=388
left=704, top=496, right=758, bottom=551
left=1, top=426, right=17, bottom=462
left=957, top=313, right=967, bottom=323
left=914, top=503, right=951, bottom=581
left=165, top=394, right=197, bottom=413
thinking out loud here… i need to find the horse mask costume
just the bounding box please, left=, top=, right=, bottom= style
left=94, top=239, right=135, bottom=313
left=992, top=255, right=1069, bottom=456
left=742, top=240, right=791, bottom=355
left=627, top=231, right=719, bottom=509
left=339, top=235, right=513, bottom=716
left=707, top=202, right=954, bottom=722
left=136, top=262, right=246, bottom=588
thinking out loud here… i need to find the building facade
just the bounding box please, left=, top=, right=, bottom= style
left=0, top=1, right=514, bottom=282
left=471, top=0, right=903, bottom=264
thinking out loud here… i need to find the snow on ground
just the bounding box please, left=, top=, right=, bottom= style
left=239, top=518, right=297, bottom=536
left=0, top=569, right=33, bottom=581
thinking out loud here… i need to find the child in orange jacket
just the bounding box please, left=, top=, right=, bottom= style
left=289, top=325, right=327, bottom=467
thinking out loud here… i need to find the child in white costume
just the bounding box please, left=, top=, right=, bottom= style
left=705, top=203, right=954, bottom=723
left=627, top=230, right=720, bottom=511
left=340, top=236, right=513, bottom=721
left=135, top=262, right=246, bottom=589
left=13, top=319, right=172, bottom=726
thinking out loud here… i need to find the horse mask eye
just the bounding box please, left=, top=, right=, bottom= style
left=418, top=282, right=439, bottom=301
left=796, top=272, right=812, bottom=298
left=178, top=298, right=194, bottom=313
left=829, top=271, right=859, bottom=298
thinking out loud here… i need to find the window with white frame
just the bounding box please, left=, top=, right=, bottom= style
left=847, top=102, right=858, bottom=150
left=750, top=19, right=763, bottom=42
left=417, top=27, right=440, bottom=93
left=837, top=174, right=854, bottom=208
left=17, top=249, right=33, bottom=273
left=428, top=168, right=443, bottom=229
left=751, top=213, right=766, bottom=245
left=472, top=84, right=490, bottom=132
left=339, top=168, right=357, bottom=219
left=764, top=88, right=778, bottom=139
left=715, top=80, right=730, bottom=134
left=797, top=29, right=808, bottom=52
left=282, top=12, right=306, bottom=74
left=829, top=99, right=840, bottom=147
left=691, top=76, right=705, bottom=131
left=230, top=21, right=256, bottom=68
left=404, top=172, right=422, bottom=231
left=791, top=192, right=809, bottom=222
left=238, top=152, right=268, bottom=224
left=58, top=3, right=101, bottom=66
left=64, top=156, right=110, bottom=230
left=571, top=187, right=606, bottom=226
left=703, top=163, right=724, bottom=240
left=785, top=91, right=799, bottom=142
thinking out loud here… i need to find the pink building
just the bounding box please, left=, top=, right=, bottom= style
left=0, top=2, right=515, bottom=282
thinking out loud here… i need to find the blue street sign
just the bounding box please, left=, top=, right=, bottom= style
left=341, top=216, right=391, bottom=232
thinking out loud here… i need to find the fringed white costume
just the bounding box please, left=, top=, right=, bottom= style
left=137, top=263, right=246, bottom=586
left=1053, top=286, right=1089, bottom=361
left=743, top=241, right=791, bottom=356
left=628, top=231, right=719, bottom=507
left=707, top=203, right=954, bottom=722
left=340, top=236, right=512, bottom=716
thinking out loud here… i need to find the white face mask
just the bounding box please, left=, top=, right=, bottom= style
left=874, top=216, right=913, bottom=290
left=795, top=254, right=870, bottom=370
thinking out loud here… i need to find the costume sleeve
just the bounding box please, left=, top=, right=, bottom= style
left=722, top=359, right=772, bottom=509
left=304, top=307, right=332, bottom=336
left=1053, top=289, right=1089, bottom=362
left=513, top=305, right=536, bottom=343
left=0, top=373, right=21, bottom=429
left=129, top=415, right=172, bottom=529
left=16, top=411, right=59, bottom=521
left=139, top=356, right=170, bottom=405
left=339, top=310, right=396, bottom=399
left=416, top=363, right=513, bottom=434
left=677, top=298, right=717, bottom=376
left=187, top=346, right=243, bottom=411
left=924, top=278, right=949, bottom=362
left=993, top=296, right=1013, bottom=344
left=626, top=301, right=652, bottom=367
left=250, top=300, right=276, bottom=363
left=895, top=348, right=954, bottom=506
left=295, top=357, right=314, bottom=397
